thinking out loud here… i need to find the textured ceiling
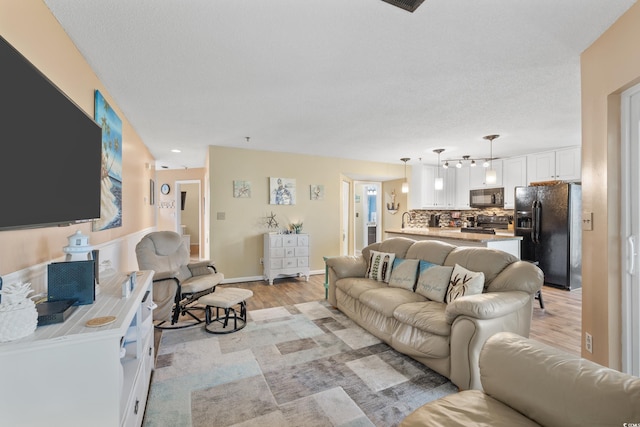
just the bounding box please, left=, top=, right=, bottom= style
left=43, top=0, right=635, bottom=172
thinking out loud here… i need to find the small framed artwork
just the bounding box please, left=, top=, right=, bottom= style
left=149, top=179, right=155, bottom=205
left=270, top=177, right=296, bottom=205
left=233, top=180, right=251, bottom=198
left=310, top=184, right=324, bottom=200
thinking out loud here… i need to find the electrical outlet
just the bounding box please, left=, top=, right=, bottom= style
left=585, top=332, right=593, bottom=353
left=259, top=257, right=264, bottom=265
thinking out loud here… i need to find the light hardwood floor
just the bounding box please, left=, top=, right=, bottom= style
left=221, top=274, right=583, bottom=356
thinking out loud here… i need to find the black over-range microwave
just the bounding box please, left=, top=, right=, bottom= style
left=470, top=187, right=505, bottom=208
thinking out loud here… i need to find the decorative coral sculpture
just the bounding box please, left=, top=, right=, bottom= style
left=0, top=282, right=38, bottom=342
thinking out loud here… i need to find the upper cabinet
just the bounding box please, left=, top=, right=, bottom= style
left=527, top=147, right=581, bottom=183
left=469, top=160, right=503, bottom=189
left=409, top=165, right=455, bottom=209
left=408, top=146, right=580, bottom=211
left=455, top=167, right=471, bottom=209
left=503, top=156, right=528, bottom=209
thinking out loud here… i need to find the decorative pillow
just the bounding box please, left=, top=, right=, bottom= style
left=446, top=264, right=485, bottom=303
left=388, top=258, right=420, bottom=291
left=367, top=250, right=396, bottom=283
left=415, top=261, right=453, bottom=302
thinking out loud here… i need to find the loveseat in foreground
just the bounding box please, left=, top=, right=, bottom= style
left=326, top=237, right=543, bottom=390
left=401, top=332, right=640, bottom=426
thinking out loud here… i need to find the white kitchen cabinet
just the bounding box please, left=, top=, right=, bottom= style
left=455, top=167, right=471, bottom=209
left=418, top=165, right=454, bottom=209
left=469, top=160, right=503, bottom=189
left=555, top=147, right=581, bottom=181
left=527, top=147, right=581, bottom=183
left=263, top=233, right=310, bottom=285
left=443, top=167, right=457, bottom=208
left=0, top=271, right=155, bottom=427
left=503, top=156, right=528, bottom=209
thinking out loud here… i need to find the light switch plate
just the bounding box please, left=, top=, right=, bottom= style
left=217, top=212, right=226, bottom=220
left=582, top=211, right=593, bottom=231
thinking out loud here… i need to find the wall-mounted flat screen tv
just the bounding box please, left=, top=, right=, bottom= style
left=0, top=36, right=102, bottom=231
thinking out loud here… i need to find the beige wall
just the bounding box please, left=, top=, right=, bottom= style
left=581, top=2, right=640, bottom=368
left=207, top=146, right=405, bottom=279
left=0, top=0, right=155, bottom=276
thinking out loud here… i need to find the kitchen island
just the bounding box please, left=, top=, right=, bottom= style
left=385, top=228, right=523, bottom=259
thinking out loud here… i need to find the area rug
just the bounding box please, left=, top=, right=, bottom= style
left=143, top=300, right=457, bottom=427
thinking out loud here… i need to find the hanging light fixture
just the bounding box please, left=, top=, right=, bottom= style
left=433, top=149, right=444, bottom=190
left=483, top=134, right=499, bottom=184
left=401, top=158, right=410, bottom=193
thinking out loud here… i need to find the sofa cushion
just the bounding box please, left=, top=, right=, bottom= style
left=367, top=250, right=396, bottom=282
left=399, top=390, right=540, bottom=427
left=405, top=239, right=456, bottom=265
left=359, top=287, right=426, bottom=317
left=415, top=263, right=453, bottom=302
left=363, top=237, right=415, bottom=265
left=446, top=264, right=485, bottom=303
left=388, top=258, right=420, bottom=291
left=335, top=277, right=386, bottom=300
left=393, top=301, right=450, bottom=336
left=444, top=247, right=516, bottom=290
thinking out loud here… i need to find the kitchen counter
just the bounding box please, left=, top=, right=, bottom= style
left=385, top=228, right=522, bottom=258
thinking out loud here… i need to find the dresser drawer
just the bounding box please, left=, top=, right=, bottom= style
left=297, top=257, right=309, bottom=267
left=270, top=258, right=284, bottom=269
left=295, top=247, right=308, bottom=257
left=284, top=258, right=298, bottom=268
left=269, top=236, right=283, bottom=248
left=283, top=235, right=298, bottom=247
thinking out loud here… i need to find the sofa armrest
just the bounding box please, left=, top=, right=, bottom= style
left=188, top=260, right=218, bottom=276
left=326, top=256, right=367, bottom=279
left=152, top=270, right=180, bottom=282
left=448, top=292, right=535, bottom=390
left=481, top=332, right=640, bottom=427
left=445, top=291, right=531, bottom=324
left=326, top=256, right=367, bottom=306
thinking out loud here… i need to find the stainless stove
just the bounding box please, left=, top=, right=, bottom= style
left=461, top=215, right=510, bottom=235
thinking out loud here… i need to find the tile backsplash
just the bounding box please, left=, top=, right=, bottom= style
left=407, top=208, right=514, bottom=228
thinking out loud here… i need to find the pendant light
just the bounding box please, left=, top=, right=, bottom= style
left=483, top=134, right=499, bottom=185
left=401, top=158, right=410, bottom=193
left=433, top=149, right=444, bottom=190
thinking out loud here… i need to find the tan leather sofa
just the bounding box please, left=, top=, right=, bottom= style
left=401, top=332, right=640, bottom=427
left=326, top=237, right=543, bottom=390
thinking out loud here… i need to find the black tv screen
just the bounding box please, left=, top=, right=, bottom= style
left=0, top=36, right=101, bottom=231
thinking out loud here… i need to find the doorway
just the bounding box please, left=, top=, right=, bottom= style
left=175, top=180, right=202, bottom=259
left=354, top=181, right=382, bottom=255
left=621, top=82, right=640, bottom=376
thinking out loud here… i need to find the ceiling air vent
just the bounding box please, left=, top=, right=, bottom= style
left=381, top=0, right=425, bottom=13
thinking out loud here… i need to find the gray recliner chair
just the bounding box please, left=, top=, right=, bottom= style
left=135, top=231, right=224, bottom=327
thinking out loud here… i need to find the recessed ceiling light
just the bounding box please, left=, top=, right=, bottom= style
left=171, top=149, right=181, bottom=153
left=161, top=165, right=168, bottom=169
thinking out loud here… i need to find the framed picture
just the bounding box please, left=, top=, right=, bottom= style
left=149, top=179, right=155, bottom=205
left=233, top=180, right=251, bottom=198
left=93, top=90, right=123, bottom=231
left=310, top=184, right=324, bottom=200
left=269, top=177, right=296, bottom=205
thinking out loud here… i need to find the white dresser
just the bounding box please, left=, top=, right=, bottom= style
left=0, top=271, right=155, bottom=427
left=263, top=233, right=310, bottom=285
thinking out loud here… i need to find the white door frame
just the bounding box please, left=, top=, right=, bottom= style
left=341, top=179, right=351, bottom=256
left=621, top=82, right=640, bottom=376
left=175, top=180, right=202, bottom=259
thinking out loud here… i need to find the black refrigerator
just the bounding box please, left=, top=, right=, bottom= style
left=514, top=183, right=582, bottom=290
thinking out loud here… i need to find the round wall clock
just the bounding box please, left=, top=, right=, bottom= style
left=161, top=183, right=170, bottom=195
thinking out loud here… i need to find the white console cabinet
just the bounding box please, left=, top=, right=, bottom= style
left=263, top=233, right=310, bottom=285
left=0, top=271, right=155, bottom=427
